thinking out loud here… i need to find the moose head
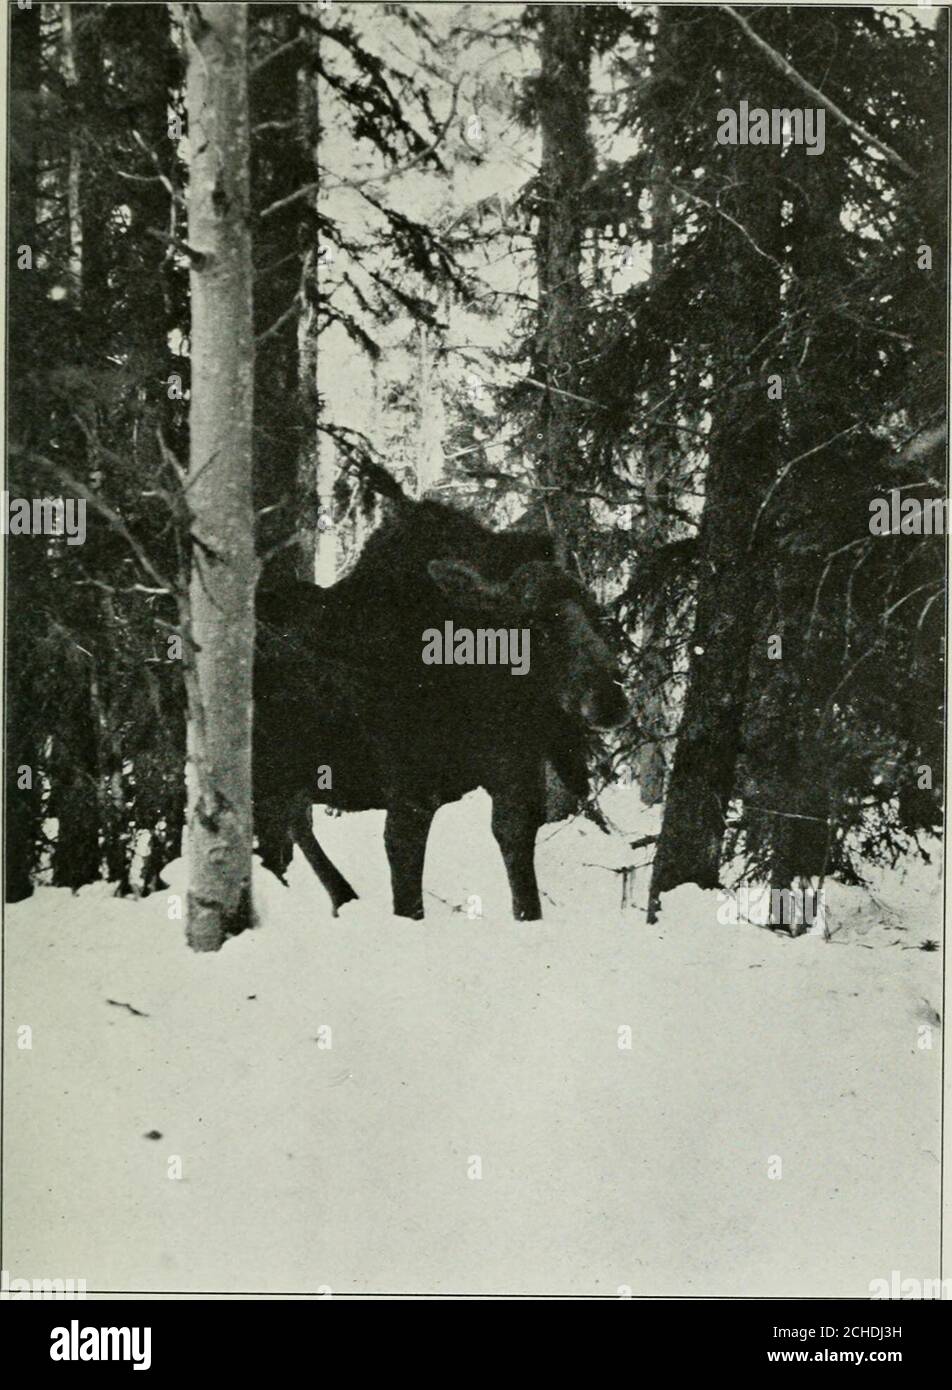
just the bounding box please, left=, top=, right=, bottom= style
left=427, top=557, right=630, bottom=731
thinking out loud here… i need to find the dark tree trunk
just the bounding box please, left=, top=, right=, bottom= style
left=54, top=4, right=110, bottom=891
left=5, top=2, right=43, bottom=902
left=533, top=3, right=594, bottom=571
left=634, top=6, right=678, bottom=807
left=649, top=147, right=783, bottom=909
left=251, top=3, right=313, bottom=584
left=99, top=1, right=184, bottom=892
left=761, top=88, right=851, bottom=908
left=109, top=0, right=181, bottom=353
left=75, top=4, right=109, bottom=322
left=50, top=698, right=102, bottom=891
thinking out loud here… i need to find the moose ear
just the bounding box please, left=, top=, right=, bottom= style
left=505, top=561, right=551, bottom=613
left=427, top=559, right=505, bottom=610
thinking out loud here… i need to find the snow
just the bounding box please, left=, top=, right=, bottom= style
left=2, top=788, right=942, bottom=1297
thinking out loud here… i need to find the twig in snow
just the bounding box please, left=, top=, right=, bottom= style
left=106, top=999, right=150, bottom=1018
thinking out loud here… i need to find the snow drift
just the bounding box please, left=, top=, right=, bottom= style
left=2, top=788, right=942, bottom=1297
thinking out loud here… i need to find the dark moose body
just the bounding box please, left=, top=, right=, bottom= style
left=253, top=467, right=628, bottom=920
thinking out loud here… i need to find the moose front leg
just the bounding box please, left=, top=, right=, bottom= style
left=491, top=795, right=542, bottom=921
left=384, top=803, right=435, bottom=920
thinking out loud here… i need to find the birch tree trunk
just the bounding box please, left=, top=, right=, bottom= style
left=314, top=428, right=338, bottom=586
left=180, top=3, right=256, bottom=951
left=415, top=313, right=446, bottom=496
left=300, top=243, right=337, bottom=585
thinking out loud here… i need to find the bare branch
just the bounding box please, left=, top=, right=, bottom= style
left=898, top=419, right=947, bottom=465
left=251, top=32, right=306, bottom=77
left=256, top=296, right=301, bottom=343
left=130, top=127, right=180, bottom=201
left=522, top=375, right=605, bottom=410
left=147, top=227, right=207, bottom=268
left=751, top=423, right=863, bottom=542
left=326, top=79, right=462, bottom=196
left=258, top=181, right=318, bottom=221
left=674, top=183, right=787, bottom=274
left=721, top=5, right=918, bottom=178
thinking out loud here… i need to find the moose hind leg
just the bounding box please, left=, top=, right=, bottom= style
left=290, top=799, right=358, bottom=915
left=491, top=795, right=542, bottom=921
left=384, top=804, right=435, bottom=920
left=254, top=791, right=295, bottom=883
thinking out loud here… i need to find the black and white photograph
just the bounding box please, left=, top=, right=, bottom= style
left=1, top=0, right=949, bottom=1317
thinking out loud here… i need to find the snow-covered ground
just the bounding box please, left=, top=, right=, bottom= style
left=2, top=788, right=943, bottom=1297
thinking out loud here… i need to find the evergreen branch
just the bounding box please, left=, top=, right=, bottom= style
left=324, top=79, right=461, bottom=194
left=25, top=451, right=178, bottom=596
left=721, top=5, right=918, bottom=179
left=674, top=183, right=788, bottom=275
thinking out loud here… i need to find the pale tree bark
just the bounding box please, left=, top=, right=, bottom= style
left=417, top=284, right=455, bottom=499
left=314, top=429, right=338, bottom=586
left=634, top=7, right=677, bottom=807
left=415, top=317, right=447, bottom=497
left=179, top=3, right=256, bottom=951
left=304, top=293, right=339, bottom=585
left=60, top=5, right=83, bottom=298
left=307, top=11, right=338, bottom=587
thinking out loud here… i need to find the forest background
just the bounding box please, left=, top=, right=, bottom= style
left=3, top=1, right=947, bottom=931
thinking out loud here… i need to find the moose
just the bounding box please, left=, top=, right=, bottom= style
left=253, top=465, right=629, bottom=920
